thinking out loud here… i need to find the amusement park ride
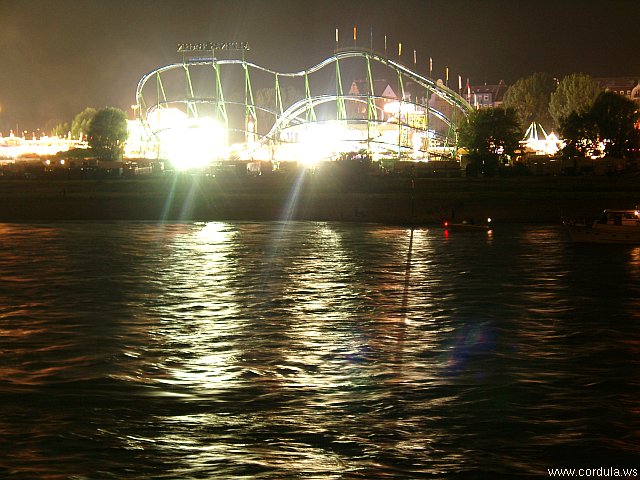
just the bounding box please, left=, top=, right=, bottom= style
left=134, top=41, right=473, bottom=170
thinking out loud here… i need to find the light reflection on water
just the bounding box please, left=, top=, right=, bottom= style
left=0, top=221, right=639, bottom=479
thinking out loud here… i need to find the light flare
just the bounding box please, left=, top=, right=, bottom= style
left=149, top=108, right=226, bottom=170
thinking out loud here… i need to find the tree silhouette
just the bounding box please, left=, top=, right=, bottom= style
left=458, top=107, right=522, bottom=175
left=549, top=73, right=600, bottom=128
left=87, top=107, right=128, bottom=161
left=503, top=72, right=556, bottom=131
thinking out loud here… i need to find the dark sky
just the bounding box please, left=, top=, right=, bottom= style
left=1, top=0, right=638, bottom=133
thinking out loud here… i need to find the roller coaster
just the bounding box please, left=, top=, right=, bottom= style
left=135, top=47, right=472, bottom=169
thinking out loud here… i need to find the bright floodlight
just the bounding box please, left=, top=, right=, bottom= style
left=297, top=123, right=342, bottom=165
left=149, top=108, right=226, bottom=170
left=412, top=131, right=424, bottom=158
left=277, top=122, right=349, bottom=165
left=383, top=101, right=418, bottom=115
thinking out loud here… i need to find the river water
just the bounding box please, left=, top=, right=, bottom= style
left=0, top=221, right=639, bottom=479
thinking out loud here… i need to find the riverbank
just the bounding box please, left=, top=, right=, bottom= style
left=0, top=174, right=637, bottom=224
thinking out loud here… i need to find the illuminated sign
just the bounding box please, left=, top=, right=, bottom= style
left=177, top=42, right=250, bottom=52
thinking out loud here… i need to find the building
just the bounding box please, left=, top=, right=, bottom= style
left=347, top=79, right=398, bottom=121
left=466, top=80, right=508, bottom=108
left=594, top=77, right=640, bottom=103
left=464, top=76, right=640, bottom=110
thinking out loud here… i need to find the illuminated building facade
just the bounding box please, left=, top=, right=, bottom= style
left=594, top=77, right=640, bottom=103
left=465, top=80, right=508, bottom=109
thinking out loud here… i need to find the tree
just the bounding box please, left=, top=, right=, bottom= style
left=559, top=111, right=599, bottom=159
left=549, top=73, right=601, bottom=127
left=458, top=107, right=522, bottom=175
left=87, top=107, right=128, bottom=161
left=51, top=122, right=70, bottom=138
left=589, top=91, right=640, bottom=159
left=71, top=107, right=97, bottom=140
left=502, top=72, right=556, bottom=131
left=559, top=91, right=640, bottom=160
left=255, top=85, right=302, bottom=136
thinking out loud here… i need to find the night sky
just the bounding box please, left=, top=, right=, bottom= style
left=1, top=0, right=638, bottom=133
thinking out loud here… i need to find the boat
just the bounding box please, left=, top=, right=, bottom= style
left=443, top=218, right=492, bottom=232
left=563, top=208, right=640, bottom=244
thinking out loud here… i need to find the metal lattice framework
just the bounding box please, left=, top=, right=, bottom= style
left=135, top=48, right=472, bottom=162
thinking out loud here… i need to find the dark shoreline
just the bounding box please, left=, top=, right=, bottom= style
left=0, top=174, right=637, bottom=224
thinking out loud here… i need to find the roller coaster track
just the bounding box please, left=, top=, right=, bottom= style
left=136, top=48, right=472, bottom=158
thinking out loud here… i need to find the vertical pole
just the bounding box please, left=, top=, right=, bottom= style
left=212, top=59, right=228, bottom=148
left=156, top=72, right=161, bottom=120
left=184, top=64, right=197, bottom=118
left=397, top=69, right=404, bottom=159
left=366, top=55, right=375, bottom=156
left=335, top=58, right=346, bottom=120
left=244, top=61, right=257, bottom=146
left=273, top=73, right=282, bottom=155
left=272, top=74, right=283, bottom=157
left=425, top=88, right=430, bottom=161
left=156, top=72, right=162, bottom=160
left=275, top=74, right=283, bottom=117
left=244, top=50, right=248, bottom=142
left=305, top=73, right=316, bottom=123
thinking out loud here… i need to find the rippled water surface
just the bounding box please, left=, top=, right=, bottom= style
left=1, top=221, right=639, bottom=479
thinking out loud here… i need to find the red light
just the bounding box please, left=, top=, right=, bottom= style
left=444, top=221, right=449, bottom=227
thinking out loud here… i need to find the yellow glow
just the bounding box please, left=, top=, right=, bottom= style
left=383, top=101, right=418, bottom=115
left=0, top=135, right=80, bottom=159
left=411, top=131, right=423, bottom=158
left=523, top=123, right=562, bottom=156
left=149, top=108, right=226, bottom=170
left=278, top=122, right=354, bottom=165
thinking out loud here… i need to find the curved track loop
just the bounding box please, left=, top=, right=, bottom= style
left=136, top=48, right=471, bottom=157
